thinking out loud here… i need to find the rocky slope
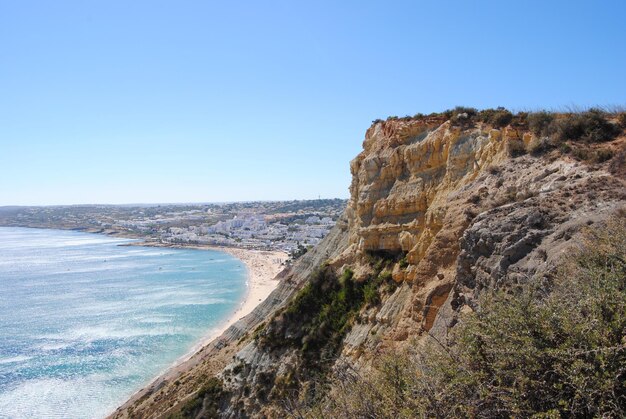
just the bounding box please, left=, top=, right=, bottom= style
left=111, top=110, right=626, bottom=418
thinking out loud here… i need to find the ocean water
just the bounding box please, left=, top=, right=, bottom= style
left=0, top=227, right=247, bottom=418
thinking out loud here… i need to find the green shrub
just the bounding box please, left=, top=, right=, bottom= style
left=594, top=148, right=614, bottom=163
left=363, top=281, right=380, bottom=306
left=452, top=106, right=478, bottom=117
left=514, top=111, right=529, bottom=126
left=259, top=255, right=400, bottom=381
left=553, top=109, right=620, bottom=143
left=425, top=218, right=626, bottom=417
left=526, top=135, right=552, bottom=155
left=478, top=107, right=513, bottom=128
left=486, top=164, right=501, bottom=175
left=572, top=146, right=590, bottom=161
left=447, top=106, right=478, bottom=126
left=379, top=269, right=392, bottom=282
left=527, top=111, right=556, bottom=137
left=491, top=110, right=513, bottom=128
left=258, top=266, right=365, bottom=367
left=398, top=255, right=409, bottom=268
left=505, top=138, right=526, bottom=157
left=559, top=142, right=572, bottom=153
left=572, top=147, right=614, bottom=163
left=617, top=112, right=626, bottom=128
left=170, top=377, right=223, bottom=419
left=309, top=217, right=626, bottom=418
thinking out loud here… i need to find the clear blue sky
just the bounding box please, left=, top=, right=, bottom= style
left=1, top=1, right=624, bottom=205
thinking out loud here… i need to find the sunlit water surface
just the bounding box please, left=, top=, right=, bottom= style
left=0, top=227, right=246, bottom=418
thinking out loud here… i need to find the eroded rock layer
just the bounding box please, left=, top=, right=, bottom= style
left=111, top=116, right=625, bottom=419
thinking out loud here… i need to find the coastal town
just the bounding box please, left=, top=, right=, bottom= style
left=0, top=199, right=346, bottom=255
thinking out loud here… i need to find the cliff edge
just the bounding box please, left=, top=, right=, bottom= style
left=112, top=108, right=626, bottom=418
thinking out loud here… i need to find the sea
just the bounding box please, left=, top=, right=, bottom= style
left=0, top=227, right=247, bottom=418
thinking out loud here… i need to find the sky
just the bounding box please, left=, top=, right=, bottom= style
left=0, top=1, right=625, bottom=206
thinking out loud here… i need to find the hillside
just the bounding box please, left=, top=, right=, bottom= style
left=111, top=108, right=626, bottom=418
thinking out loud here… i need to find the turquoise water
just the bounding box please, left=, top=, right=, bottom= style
left=0, top=227, right=247, bottom=418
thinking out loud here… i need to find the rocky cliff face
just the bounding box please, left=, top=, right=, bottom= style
left=335, top=117, right=624, bottom=352
left=112, top=112, right=625, bottom=419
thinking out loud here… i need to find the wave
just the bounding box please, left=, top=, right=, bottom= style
left=0, top=355, right=32, bottom=365
left=0, top=227, right=247, bottom=418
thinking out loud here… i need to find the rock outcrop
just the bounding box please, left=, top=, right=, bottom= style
left=112, top=112, right=626, bottom=419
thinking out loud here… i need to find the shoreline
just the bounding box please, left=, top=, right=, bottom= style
left=0, top=227, right=289, bottom=418
left=118, top=241, right=288, bottom=396
left=132, top=242, right=288, bottom=358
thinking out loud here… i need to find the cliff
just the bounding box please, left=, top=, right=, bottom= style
left=111, top=109, right=626, bottom=418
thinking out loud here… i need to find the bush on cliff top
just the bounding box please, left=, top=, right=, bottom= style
left=374, top=107, right=623, bottom=142
left=373, top=107, right=623, bottom=162
left=307, top=216, right=626, bottom=418
left=528, top=111, right=556, bottom=137
left=478, top=107, right=514, bottom=128
left=618, top=112, right=626, bottom=128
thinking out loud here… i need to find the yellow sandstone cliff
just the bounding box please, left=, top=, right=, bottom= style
left=112, top=110, right=626, bottom=418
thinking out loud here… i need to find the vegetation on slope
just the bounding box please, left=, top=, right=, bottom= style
left=166, top=254, right=400, bottom=419
left=165, top=109, right=624, bottom=418
left=258, top=255, right=398, bottom=361
left=168, top=377, right=223, bottom=419
left=253, top=254, right=399, bottom=403
left=305, top=217, right=626, bottom=418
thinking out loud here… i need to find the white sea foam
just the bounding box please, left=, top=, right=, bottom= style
left=136, top=316, right=173, bottom=324
left=39, top=325, right=182, bottom=344
left=0, top=376, right=122, bottom=419
left=34, top=341, right=73, bottom=351
left=0, top=355, right=32, bottom=365
left=0, top=227, right=246, bottom=418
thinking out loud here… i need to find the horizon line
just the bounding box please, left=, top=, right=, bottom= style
left=0, top=197, right=349, bottom=209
